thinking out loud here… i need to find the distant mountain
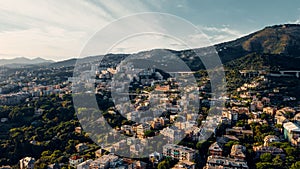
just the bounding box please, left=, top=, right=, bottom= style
left=49, top=58, right=77, bottom=68
left=0, top=57, right=54, bottom=67
left=49, top=54, right=129, bottom=68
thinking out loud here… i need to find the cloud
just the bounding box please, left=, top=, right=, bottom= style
left=108, top=34, right=190, bottom=54
left=292, top=19, right=300, bottom=24
left=0, top=0, right=245, bottom=60
left=198, top=26, right=245, bottom=44
left=0, top=1, right=113, bottom=31
left=0, top=0, right=155, bottom=60
left=0, top=27, right=87, bottom=60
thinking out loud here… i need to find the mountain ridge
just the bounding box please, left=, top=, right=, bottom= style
left=215, top=24, right=300, bottom=63
left=3, top=24, right=300, bottom=70
left=0, top=57, right=54, bottom=67
left=52, top=24, right=300, bottom=69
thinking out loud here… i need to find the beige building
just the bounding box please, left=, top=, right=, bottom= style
left=136, top=123, right=151, bottom=137
left=230, top=145, right=246, bottom=160
left=209, top=142, right=223, bottom=156
left=205, top=156, right=248, bottom=169
left=263, top=135, right=280, bottom=146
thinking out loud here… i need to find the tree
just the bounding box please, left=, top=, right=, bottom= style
left=285, top=156, right=295, bottom=168
left=275, top=124, right=282, bottom=129
left=144, top=130, right=155, bottom=137
left=285, top=147, right=296, bottom=156
left=41, top=150, right=51, bottom=157
left=272, top=155, right=283, bottom=168
left=256, top=162, right=273, bottom=169
left=34, top=162, right=48, bottom=169
left=236, top=120, right=245, bottom=127
left=260, top=113, right=268, bottom=120
left=196, top=140, right=210, bottom=152
left=290, top=161, right=300, bottom=169
left=260, top=153, right=272, bottom=162
left=158, top=160, right=169, bottom=169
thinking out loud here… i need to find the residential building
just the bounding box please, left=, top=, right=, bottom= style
left=277, top=107, right=296, bottom=117
left=95, top=149, right=106, bottom=158
left=149, top=151, right=162, bottom=164
left=89, top=154, right=123, bottom=169
left=160, top=126, right=184, bottom=142
left=128, top=160, right=147, bottom=169
left=263, top=135, right=280, bottom=146
left=112, top=140, right=127, bottom=150
left=136, top=123, right=151, bottom=137
left=174, top=121, right=197, bottom=130
left=248, top=118, right=268, bottom=125
left=222, top=110, right=238, bottom=124
left=75, top=143, right=89, bottom=153
left=47, top=163, right=60, bottom=169
left=163, top=144, right=196, bottom=161
left=205, top=156, right=248, bottom=169
left=121, top=125, right=132, bottom=132
left=75, top=127, right=82, bottom=134
left=77, top=160, right=93, bottom=169
left=230, top=145, right=246, bottom=160
left=283, top=122, right=300, bottom=147
left=151, top=118, right=164, bottom=129
left=253, top=146, right=285, bottom=159
left=155, top=85, right=170, bottom=92
left=225, top=127, right=253, bottom=139
left=216, top=135, right=240, bottom=146
left=69, top=156, right=83, bottom=168
left=232, top=107, right=249, bottom=115
left=294, top=113, right=300, bottom=125
left=275, top=114, right=289, bottom=125
left=250, top=101, right=263, bottom=111
left=263, top=107, right=275, bottom=116
left=208, top=142, right=223, bottom=156
left=172, top=160, right=196, bottom=169
left=19, top=157, right=35, bottom=169
left=130, top=144, right=144, bottom=156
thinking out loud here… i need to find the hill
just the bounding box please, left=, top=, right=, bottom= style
left=49, top=24, right=300, bottom=71
left=215, top=24, right=300, bottom=68
left=0, top=57, right=54, bottom=68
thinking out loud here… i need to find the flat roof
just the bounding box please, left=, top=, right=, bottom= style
left=283, top=122, right=300, bottom=132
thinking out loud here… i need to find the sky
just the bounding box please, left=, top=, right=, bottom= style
left=0, top=0, right=300, bottom=61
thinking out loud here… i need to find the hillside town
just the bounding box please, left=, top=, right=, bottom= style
left=3, top=0, right=300, bottom=167
left=0, top=54, right=299, bottom=169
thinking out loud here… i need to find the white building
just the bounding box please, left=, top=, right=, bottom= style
left=283, top=122, right=300, bottom=147
left=149, top=151, right=162, bottom=164
left=69, top=156, right=83, bottom=168
left=160, top=126, right=184, bottom=143
left=77, top=159, right=93, bottom=169
left=19, top=157, right=35, bottom=169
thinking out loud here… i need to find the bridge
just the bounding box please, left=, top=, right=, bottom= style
left=279, top=70, right=300, bottom=78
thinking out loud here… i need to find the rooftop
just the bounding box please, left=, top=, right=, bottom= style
left=283, top=122, right=300, bottom=132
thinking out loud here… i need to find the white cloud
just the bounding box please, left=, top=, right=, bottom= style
left=0, top=27, right=87, bottom=60
left=0, top=1, right=245, bottom=60
left=292, top=19, right=300, bottom=24
left=198, top=25, right=245, bottom=44
left=0, top=0, right=155, bottom=60
left=108, top=34, right=190, bottom=54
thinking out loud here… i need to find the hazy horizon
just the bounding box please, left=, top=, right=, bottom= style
left=1, top=0, right=300, bottom=61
